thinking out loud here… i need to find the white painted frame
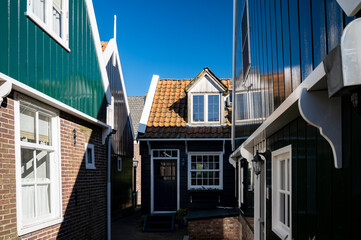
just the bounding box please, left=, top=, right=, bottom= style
left=15, top=94, right=63, bottom=236
left=191, top=93, right=221, bottom=124
left=272, top=145, right=292, bottom=240
left=26, top=0, right=70, bottom=51
left=150, top=149, right=180, bottom=213
left=85, top=143, right=96, bottom=169
left=187, top=152, right=223, bottom=190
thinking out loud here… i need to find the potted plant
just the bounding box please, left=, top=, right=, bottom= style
left=175, top=208, right=189, bottom=228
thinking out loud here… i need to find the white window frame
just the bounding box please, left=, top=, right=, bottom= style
left=85, top=143, right=95, bottom=169
left=187, top=152, right=223, bottom=190
left=26, top=0, right=70, bottom=51
left=272, top=145, right=292, bottom=240
left=15, top=94, right=63, bottom=236
left=117, top=156, right=122, bottom=172
left=191, top=94, right=221, bottom=124
left=235, top=90, right=264, bottom=123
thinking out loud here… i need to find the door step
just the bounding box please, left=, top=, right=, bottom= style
left=142, top=213, right=175, bottom=232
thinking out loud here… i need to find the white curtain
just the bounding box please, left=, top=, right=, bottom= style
left=22, top=186, right=35, bottom=220
left=37, top=185, right=50, bottom=217
left=33, top=0, right=46, bottom=22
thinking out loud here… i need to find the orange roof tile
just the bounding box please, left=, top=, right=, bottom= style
left=138, top=77, right=232, bottom=139
left=101, top=41, right=108, bottom=52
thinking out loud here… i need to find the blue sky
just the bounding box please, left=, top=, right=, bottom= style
left=93, top=0, right=233, bottom=96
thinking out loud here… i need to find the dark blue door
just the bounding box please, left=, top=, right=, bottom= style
left=154, top=160, right=177, bottom=211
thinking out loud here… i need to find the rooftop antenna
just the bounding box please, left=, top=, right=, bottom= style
left=113, top=15, right=117, bottom=66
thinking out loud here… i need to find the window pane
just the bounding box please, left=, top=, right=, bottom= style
left=22, top=185, right=35, bottom=220
left=153, top=150, right=159, bottom=158
left=87, top=148, right=92, bottom=164
left=208, top=95, right=219, bottom=121
left=21, top=149, right=34, bottom=180
left=36, top=184, right=51, bottom=217
left=53, top=0, right=63, bottom=37
left=39, top=114, right=52, bottom=145
left=20, top=106, right=36, bottom=143
left=236, top=93, right=249, bottom=120
left=193, top=95, right=204, bottom=122
left=287, top=158, right=290, bottom=191
left=36, top=150, right=50, bottom=180
left=33, top=0, right=46, bottom=22
left=287, top=194, right=290, bottom=227
left=252, top=92, right=263, bottom=119
left=280, top=160, right=285, bottom=190
left=280, top=193, right=285, bottom=224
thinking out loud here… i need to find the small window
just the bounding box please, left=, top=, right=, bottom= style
left=236, top=90, right=263, bottom=122
left=117, top=157, right=122, bottom=172
left=85, top=144, right=95, bottom=169
left=191, top=94, right=220, bottom=123
left=272, top=145, right=292, bottom=240
left=188, top=153, right=223, bottom=190
left=27, top=0, right=69, bottom=50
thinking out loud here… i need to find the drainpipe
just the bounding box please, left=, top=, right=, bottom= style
left=107, top=135, right=111, bottom=240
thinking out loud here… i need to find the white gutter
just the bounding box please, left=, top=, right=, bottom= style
left=231, top=0, right=237, bottom=152
left=138, top=138, right=231, bottom=141
left=138, top=75, right=159, bottom=134
left=230, top=62, right=326, bottom=164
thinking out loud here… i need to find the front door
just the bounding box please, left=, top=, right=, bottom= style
left=154, top=159, right=177, bottom=212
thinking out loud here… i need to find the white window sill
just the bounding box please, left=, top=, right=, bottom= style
left=188, top=187, right=223, bottom=191
left=235, top=118, right=265, bottom=124
left=18, top=217, right=63, bottom=236
left=86, top=165, right=96, bottom=170
left=272, top=224, right=291, bottom=240
left=26, top=12, right=70, bottom=52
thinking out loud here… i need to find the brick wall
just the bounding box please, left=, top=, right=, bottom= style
left=134, top=142, right=141, bottom=205
left=0, top=98, right=17, bottom=239
left=239, top=216, right=254, bottom=240
left=0, top=95, right=108, bottom=239
left=188, top=216, right=240, bottom=240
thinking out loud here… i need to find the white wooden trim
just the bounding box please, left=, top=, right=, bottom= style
left=190, top=93, right=222, bottom=124
left=150, top=149, right=180, bottom=213
left=26, top=0, right=70, bottom=52
left=186, top=69, right=227, bottom=93
left=15, top=95, right=63, bottom=236
left=139, top=138, right=231, bottom=141
left=85, top=143, right=96, bottom=169
left=138, top=74, right=159, bottom=134
left=102, top=38, right=134, bottom=139
left=187, top=152, right=223, bottom=190
left=272, top=145, right=292, bottom=240
left=84, top=0, right=111, bottom=105
left=0, top=72, right=111, bottom=137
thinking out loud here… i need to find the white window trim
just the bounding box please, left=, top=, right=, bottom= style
left=272, top=145, right=292, bottom=240
left=191, top=93, right=221, bottom=124
left=187, top=152, right=223, bottom=190
left=85, top=143, right=96, bottom=169
left=14, top=94, right=63, bottom=236
left=117, top=156, right=122, bottom=172
left=26, top=0, right=70, bottom=52
left=235, top=90, right=265, bottom=123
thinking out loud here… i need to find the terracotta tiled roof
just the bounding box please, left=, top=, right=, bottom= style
left=101, top=41, right=108, bottom=52
left=138, top=78, right=232, bottom=139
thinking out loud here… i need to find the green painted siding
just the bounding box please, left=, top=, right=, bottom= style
left=0, top=0, right=106, bottom=119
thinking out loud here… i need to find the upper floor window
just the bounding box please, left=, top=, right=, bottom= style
left=236, top=90, right=263, bottom=122
left=16, top=95, right=62, bottom=235
left=241, top=0, right=251, bottom=80
left=27, top=0, right=69, bottom=51
left=192, top=94, right=220, bottom=123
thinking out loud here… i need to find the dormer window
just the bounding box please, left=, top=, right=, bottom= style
left=192, top=94, right=220, bottom=123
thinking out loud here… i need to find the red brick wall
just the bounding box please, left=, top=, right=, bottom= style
left=0, top=98, right=17, bottom=239
left=239, top=216, right=254, bottom=240
left=134, top=142, right=141, bottom=205
left=188, top=216, right=240, bottom=240
left=0, top=95, right=108, bottom=239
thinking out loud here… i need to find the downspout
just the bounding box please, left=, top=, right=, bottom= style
left=107, top=135, right=111, bottom=240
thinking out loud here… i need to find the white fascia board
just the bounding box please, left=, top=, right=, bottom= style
left=138, top=138, right=231, bottom=141
left=0, top=72, right=111, bottom=134
left=138, top=75, right=159, bottom=133
left=102, top=38, right=134, bottom=140
left=84, top=0, right=111, bottom=105
left=232, top=62, right=326, bottom=160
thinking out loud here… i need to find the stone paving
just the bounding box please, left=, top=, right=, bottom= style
left=111, top=210, right=188, bottom=240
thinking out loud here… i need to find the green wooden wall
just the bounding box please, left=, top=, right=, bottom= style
left=0, top=0, right=106, bottom=119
